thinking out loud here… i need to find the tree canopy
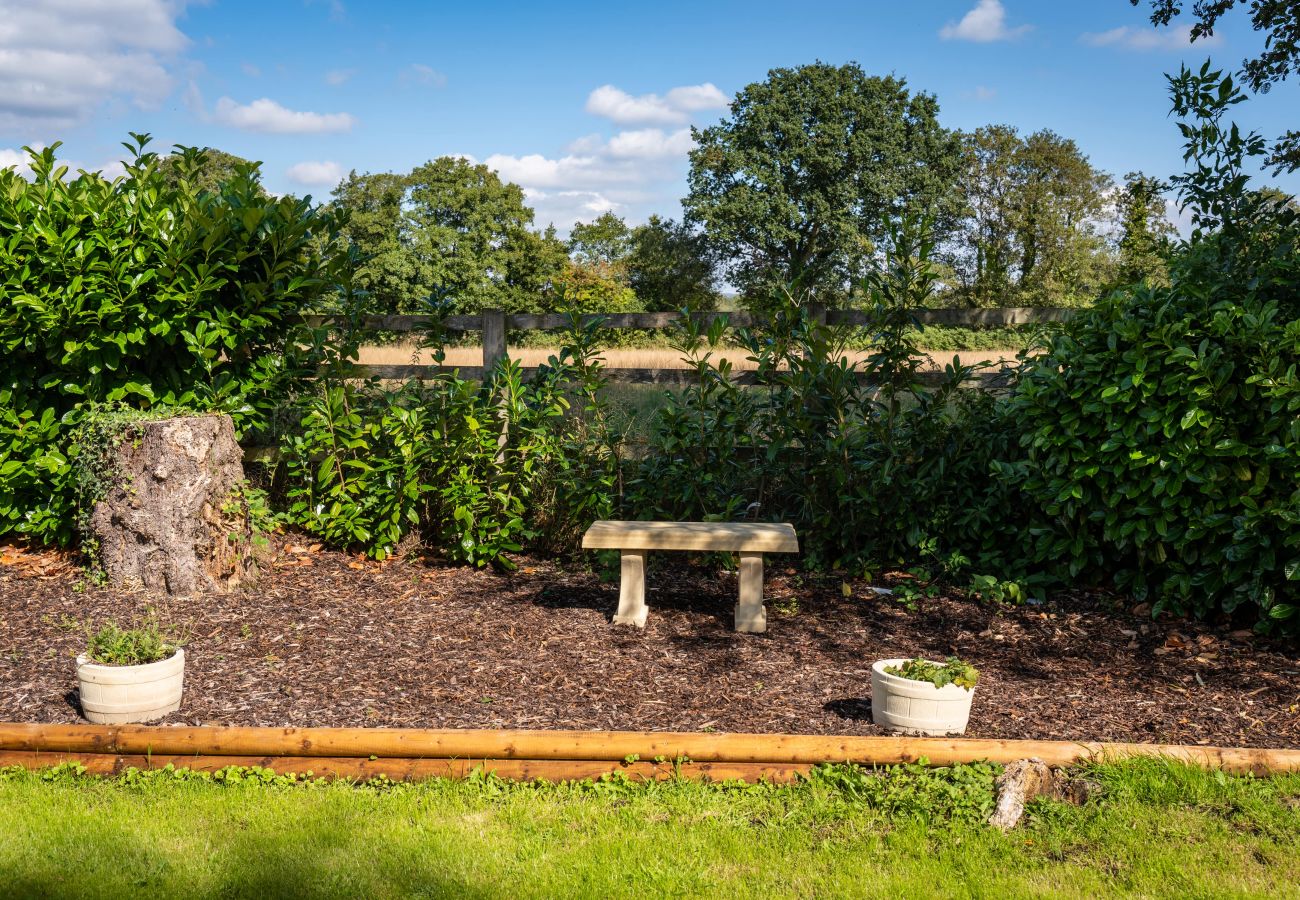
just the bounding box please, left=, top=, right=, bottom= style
left=157, top=147, right=263, bottom=195
left=568, top=212, right=633, bottom=267
left=1113, top=171, right=1176, bottom=288
left=626, top=216, right=719, bottom=312
left=332, top=171, right=423, bottom=315
left=331, top=159, right=567, bottom=314
left=945, top=126, right=1115, bottom=306
left=1136, top=0, right=1300, bottom=171
left=563, top=212, right=718, bottom=312
left=684, top=62, right=961, bottom=306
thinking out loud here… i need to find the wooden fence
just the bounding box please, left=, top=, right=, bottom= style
left=328, top=306, right=1074, bottom=388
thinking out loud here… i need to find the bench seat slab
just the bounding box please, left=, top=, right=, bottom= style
left=582, top=521, right=798, bottom=554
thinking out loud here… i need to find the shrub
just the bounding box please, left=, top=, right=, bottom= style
left=0, top=136, right=354, bottom=547
left=629, top=216, right=1035, bottom=579
left=1010, top=65, right=1299, bottom=630
left=280, top=310, right=621, bottom=566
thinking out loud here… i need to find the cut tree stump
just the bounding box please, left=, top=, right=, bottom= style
left=988, top=758, right=1058, bottom=830
left=88, top=414, right=258, bottom=596
left=987, top=758, right=1100, bottom=830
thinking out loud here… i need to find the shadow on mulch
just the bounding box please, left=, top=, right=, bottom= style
left=825, top=698, right=873, bottom=722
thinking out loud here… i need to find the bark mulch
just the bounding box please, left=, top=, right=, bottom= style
left=1, top=538, right=1297, bottom=748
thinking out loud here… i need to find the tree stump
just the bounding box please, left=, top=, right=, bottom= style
left=88, top=414, right=258, bottom=596
left=986, top=758, right=1100, bottom=830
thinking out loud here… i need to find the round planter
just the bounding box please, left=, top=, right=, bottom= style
left=870, top=658, right=975, bottom=736
left=75, top=649, right=185, bottom=724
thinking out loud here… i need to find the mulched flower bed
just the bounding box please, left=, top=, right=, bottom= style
left=2, top=538, right=1297, bottom=748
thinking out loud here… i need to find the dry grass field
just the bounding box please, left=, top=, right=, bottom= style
left=357, top=344, right=1023, bottom=372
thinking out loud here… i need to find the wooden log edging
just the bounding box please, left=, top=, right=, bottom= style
left=0, top=724, right=1297, bottom=779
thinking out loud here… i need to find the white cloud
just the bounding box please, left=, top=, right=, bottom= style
left=585, top=82, right=727, bottom=125
left=286, top=159, right=344, bottom=186
left=213, top=97, right=355, bottom=134
left=968, top=85, right=997, bottom=101
left=484, top=127, right=694, bottom=191
left=1081, top=25, right=1220, bottom=51
left=939, top=0, right=1031, bottom=43
left=476, top=82, right=718, bottom=231
left=663, top=84, right=730, bottom=113
left=483, top=153, right=603, bottom=189
left=97, top=158, right=128, bottom=180
left=524, top=188, right=619, bottom=228
left=0, top=0, right=190, bottom=134
left=401, top=64, right=446, bottom=88
left=324, top=68, right=355, bottom=86
left=484, top=140, right=691, bottom=231
left=241, top=62, right=261, bottom=77
left=0, top=146, right=35, bottom=177
left=606, top=128, right=695, bottom=159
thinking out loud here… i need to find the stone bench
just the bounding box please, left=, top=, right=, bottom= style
left=580, top=520, right=799, bottom=633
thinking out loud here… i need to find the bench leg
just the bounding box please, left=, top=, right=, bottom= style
left=734, top=551, right=766, bottom=633
left=612, top=550, right=649, bottom=627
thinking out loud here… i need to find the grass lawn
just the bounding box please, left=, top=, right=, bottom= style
left=2, top=759, right=1298, bottom=899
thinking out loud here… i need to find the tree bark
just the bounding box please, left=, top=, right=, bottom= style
left=88, top=414, right=258, bottom=596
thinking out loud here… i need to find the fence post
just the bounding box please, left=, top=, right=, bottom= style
left=481, top=308, right=507, bottom=373
left=480, top=308, right=511, bottom=462
left=808, top=302, right=827, bottom=327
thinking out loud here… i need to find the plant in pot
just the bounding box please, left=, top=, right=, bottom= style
left=76, top=619, right=186, bottom=724
left=870, top=656, right=979, bottom=736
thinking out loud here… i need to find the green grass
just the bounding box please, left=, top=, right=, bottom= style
left=2, top=759, right=1298, bottom=899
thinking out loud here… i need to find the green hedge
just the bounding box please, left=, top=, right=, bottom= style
left=0, top=137, right=352, bottom=545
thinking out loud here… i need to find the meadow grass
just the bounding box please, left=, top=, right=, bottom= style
left=2, top=759, right=1297, bottom=899
left=356, top=344, right=1025, bottom=373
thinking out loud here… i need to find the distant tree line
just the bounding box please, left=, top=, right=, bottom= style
left=167, top=57, right=1298, bottom=316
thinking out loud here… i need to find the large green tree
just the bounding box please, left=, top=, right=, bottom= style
left=1013, top=130, right=1114, bottom=305
left=1136, top=0, right=1299, bottom=172
left=157, top=147, right=262, bottom=195
left=626, top=216, right=718, bottom=311
left=406, top=157, right=556, bottom=313
left=332, top=170, right=425, bottom=315
left=947, top=125, right=1022, bottom=307
left=568, top=212, right=633, bottom=268
left=946, top=127, right=1114, bottom=306
left=561, top=212, right=717, bottom=312
left=332, top=158, right=567, bottom=314
left=1113, top=171, right=1176, bottom=288
left=684, top=62, right=961, bottom=307
left=563, top=212, right=637, bottom=311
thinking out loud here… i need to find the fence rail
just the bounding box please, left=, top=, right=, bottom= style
left=314, top=306, right=1074, bottom=387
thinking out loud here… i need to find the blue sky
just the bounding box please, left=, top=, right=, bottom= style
left=1, top=0, right=1295, bottom=233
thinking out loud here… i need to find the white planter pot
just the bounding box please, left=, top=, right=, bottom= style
left=76, top=649, right=185, bottom=724
left=870, top=658, right=975, bottom=736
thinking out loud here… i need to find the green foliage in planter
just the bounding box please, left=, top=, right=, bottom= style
left=0, top=136, right=355, bottom=547
left=884, top=657, right=980, bottom=690
left=1009, top=64, right=1299, bottom=630
left=628, top=216, right=1037, bottom=579
left=280, top=309, right=622, bottom=566
left=83, top=619, right=180, bottom=667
